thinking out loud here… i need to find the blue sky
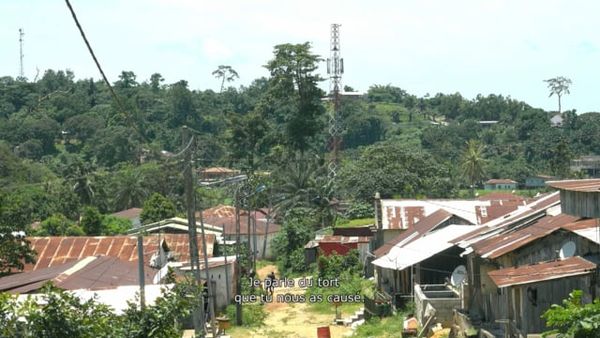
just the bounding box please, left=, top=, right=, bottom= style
left=1, top=0, right=598, bottom=113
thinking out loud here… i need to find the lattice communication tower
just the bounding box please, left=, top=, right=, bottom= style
left=327, top=23, right=343, bottom=181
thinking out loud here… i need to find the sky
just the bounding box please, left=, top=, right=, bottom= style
left=0, top=0, right=598, bottom=113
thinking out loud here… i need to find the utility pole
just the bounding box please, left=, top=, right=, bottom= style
left=234, top=189, right=243, bottom=325
left=182, top=126, right=205, bottom=337
left=137, top=234, right=146, bottom=309
left=18, top=28, right=24, bottom=79
left=197, top=211, right=217, bottom=335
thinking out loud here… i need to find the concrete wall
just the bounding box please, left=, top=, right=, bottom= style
left=198, top=262, right=235, bottom=311
left=414, top=284, right=461, bottom=327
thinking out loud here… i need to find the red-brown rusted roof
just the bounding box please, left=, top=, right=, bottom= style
left=547, top=179, right=600, bottom=192
left=374, top=209, right=455, bottom=258
left=472, top=214, right=595, bottom=259
left=317, top=235, right=371, bottom=244
left=0, top=256, right=157, bottom=293
left=110, top=208, right=142, bottom=220
left=202, top=207, right=280, bottom=235
left=485, top=179, right=517, bottom=184
left=333, top=226, right=375, bottom=237
left=451, top=192, right=561, bottom=246
left=24, top=234, right=215, bottom=271
left=477, top=192, right=525, bottom=202
left=488, top=256, right=597, bottom=288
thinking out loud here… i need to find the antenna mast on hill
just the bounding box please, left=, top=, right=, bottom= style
left=18, top=28, right=25, bottom=78
left=327, top=23, right=343, bottom=182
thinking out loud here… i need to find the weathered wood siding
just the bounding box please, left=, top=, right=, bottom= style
left=497, top=230, right=600, bottom=267
left=513, top=274, right=596, bottom=335
left=559, top=190, right=600, bottom=218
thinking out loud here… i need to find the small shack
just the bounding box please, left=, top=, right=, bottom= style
left=484, top=179, right=517, bottom=190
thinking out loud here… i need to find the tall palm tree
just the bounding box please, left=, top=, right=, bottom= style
left=113, top=167, right=148, bottom=210
left=461, top=140, right=486, bottom=196
left=544, top=76, right=572, bottom=113
left=212, top=65, right=239, bottom=93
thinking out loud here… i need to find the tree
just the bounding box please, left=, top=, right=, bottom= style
left=36, top=213, right=84, bottom=236
left=461, top=139, right=487, bottom=192
left=227, top=111, right=269, bottom=172
left=542, top=289, right=600, bottom=338
left=212, top=65, right=239, bottom=93
left=339, top=141, right=456, bottom=201
left=80, top=206, right=103, bottom=235
left=544, top=76, right=572, bottom=113
left=140, top=193, right=176, bottom=224
left=0, top=230, right=36, bottom=276
left=112, top=166, right=148, bottom=210
left=264, top=42, right=326, bottom=154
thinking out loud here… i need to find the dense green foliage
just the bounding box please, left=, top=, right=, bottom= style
left=542, top=290, right=600, bottom=338
left=0, top=281, right=199, bottom=338
left=140, top=193, right=176, bottom=225
left=1, top=42, right=599, bottom=276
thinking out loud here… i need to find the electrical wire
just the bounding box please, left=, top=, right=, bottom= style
left=64, top=0, right=148, bottom=142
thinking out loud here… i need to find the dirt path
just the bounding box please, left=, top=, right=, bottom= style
left=230, top=265, right=353, bottom=338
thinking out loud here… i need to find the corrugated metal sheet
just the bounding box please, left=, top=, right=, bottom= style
left=0, top=256, right=157, bottom=293
left=318, top=235, right=371, bottom=244
left=24, top=234, right=215, bottom=271
left=547, top=179, right=600, bottom=192
left=110, top=208, right=142, bottom=220
left=473, top=213, right=584, bottom=259
left=488, top=256, right=597, bottom=288
left=372, top=225, right=479, bottom=271
left=374, top=209, right=453, bottom=258
left=452, top=192, right=561, bottom=248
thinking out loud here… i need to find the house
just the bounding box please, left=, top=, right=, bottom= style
left=375, top=195, right=526, bottom=245
left=0, top=256, right=158, bottom=294
left=23, top=233, right=215, bottom=272
left=484, top=179, right=518, bottom=190
left=524, top=175, right=556, bottom=189
left=570, top=156, right=600, bottom=178
left=162, top=255, right=237, bottom=310
left=111, top=207, right=143, bottom=227
left=201, top=205, right=280, bottom=259
left=198, top=167, right=240, bottom=181
left=453, top=188, right=600, bottom=336
left=126, top=217, right=224, bottom=240
left=372, top=225, right=477, bottom=295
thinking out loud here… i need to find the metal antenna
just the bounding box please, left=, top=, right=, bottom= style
left=326, top=23, right=343, bottom=182
left=19, top=28, right=25, bottom=78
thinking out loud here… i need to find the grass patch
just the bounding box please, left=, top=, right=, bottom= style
left=256, top=259, right=275, bottom=270
left=458, top=189, right=548, bottom=198
left=336, top=218, right=375, bottom=228
left=352, top=311, right=408, bottom=338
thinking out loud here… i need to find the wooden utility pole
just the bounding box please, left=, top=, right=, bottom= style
left=234, top=191, right=243, bottom=325
left=182, top=126, right=205, bottom=337
left=197, top=211, right=217, bottom=334
left=136, top=235, right=146, bottom=309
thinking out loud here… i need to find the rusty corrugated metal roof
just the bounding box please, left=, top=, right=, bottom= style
left=374, top=209, right=454, bottom=258
left=24, top=234, right=215, bottom=271
left=203, top=214, right=281, bottom=235
left=547, top=179, right=600, bottom=192
left=452, top=192, right=561, bottom=247
left=473, top=214, right=584, bottom=259
left=488, top=256, right=597, bottom=288
left=0, top=256, right=157, bottom=293
left=110, top=208, right=142, bottom=220
left=318, top=235, right=371, bottom=244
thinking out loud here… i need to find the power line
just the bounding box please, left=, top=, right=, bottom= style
left=64, top=0, right=147, bottom=142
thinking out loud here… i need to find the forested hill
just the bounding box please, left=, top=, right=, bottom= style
left=1, top=43, right=600, bottom=231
